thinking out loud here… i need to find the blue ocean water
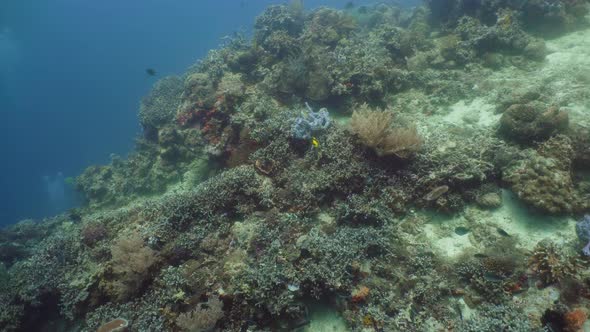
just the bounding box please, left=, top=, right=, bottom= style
left=0, top=0, right=419, bottom=226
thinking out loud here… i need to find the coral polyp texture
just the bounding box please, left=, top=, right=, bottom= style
left=2, top=1, right=590, bottom=331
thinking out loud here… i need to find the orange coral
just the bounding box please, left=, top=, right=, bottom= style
left=362, top=314, right=374, bottom=327
left=564, top=308, right=587, bottom=332
left=351, top=285, right=370, bottom=303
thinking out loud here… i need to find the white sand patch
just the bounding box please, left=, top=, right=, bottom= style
left=566, top=103, right=590, bottom=128
left=423, top=190, right=576, bottom=260
left=469, top=26, right=590, bottom=130
left=545, top=29, right=590, bottom=66
left=304, top=303, right=349, bottom=332
left=488, top=190, right=576, bottom=249
left=425, top=222, right=475, bottom=259
left=441, top=97, right=499, bottom=128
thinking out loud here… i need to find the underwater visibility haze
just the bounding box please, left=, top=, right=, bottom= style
left=1, top=0, right=590, bottom=331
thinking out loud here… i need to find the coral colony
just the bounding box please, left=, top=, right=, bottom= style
left=1, top=1, right=590, bottom=331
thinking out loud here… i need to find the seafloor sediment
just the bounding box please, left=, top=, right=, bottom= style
left=1, top=1, right=590, bottom=331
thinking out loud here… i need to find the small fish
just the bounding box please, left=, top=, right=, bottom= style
left=311, top=136, right=319, bottom=148
left=424, top=185, right=449, bottom=201
left=454, top=302, right=463, bottom=321
left=497, top=228, right=510, bottom=237
left=146, top=68, right=157, bottom=76
left=454, top=226, right=470, bottom=236
left=483, top=272, right=504, bottom=282
left=474, top=253, right=489, bottom=259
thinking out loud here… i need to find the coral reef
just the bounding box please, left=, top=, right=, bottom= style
left=1, top=1, right=590, bottom=331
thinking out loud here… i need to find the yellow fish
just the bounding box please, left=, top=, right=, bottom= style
left=311, top=137, right=319, bottom=148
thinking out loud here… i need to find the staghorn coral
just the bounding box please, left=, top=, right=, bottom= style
left=142, top=165, right=265, bottom=229
left=84, top=289, right=168, bottom=331
left=350, top=104, right=422, bottom=159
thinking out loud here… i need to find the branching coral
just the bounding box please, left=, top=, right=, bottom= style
left=528, top=240, right=581, bottom=287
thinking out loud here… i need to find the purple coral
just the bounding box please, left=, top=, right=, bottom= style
left=575, top=215, right=590, bottom=256
left=291, top=102, right=331, bottom=140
